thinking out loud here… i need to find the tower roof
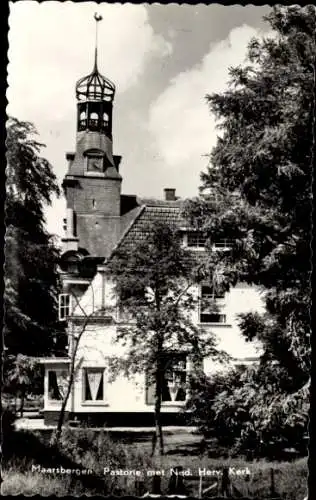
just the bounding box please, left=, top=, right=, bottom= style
left=76, top=67, right=115, bottom=102
left=75, top=13, right=115, bottom=102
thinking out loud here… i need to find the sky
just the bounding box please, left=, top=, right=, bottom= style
left=7, top=2, right=271, bottom=240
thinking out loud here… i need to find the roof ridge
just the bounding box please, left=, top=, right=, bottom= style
left=137, top=197, right=183, bottom=207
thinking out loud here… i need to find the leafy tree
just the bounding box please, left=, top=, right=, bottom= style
left=109, top=221, right=226, bottom=456
left=184, top=5, right=313, bottom=452
left=5, top=355, right=41, bottom=417
left=5, top=117, right=65, bottom=356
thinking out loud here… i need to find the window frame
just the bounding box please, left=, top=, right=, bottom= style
left=58, top=293, right=72, bottom=321
left=199, top=284, right=227, bottom=325
left=186, top=231, right=207, bottom=249
left=47, top=368, right=69, bottom=403
left=212, top=239, right=233, bottom=251
left=82, top=367, right=108, bottom=406
left=145, top=352, right=188, bottom=406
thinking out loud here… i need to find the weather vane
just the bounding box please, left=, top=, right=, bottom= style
left=93, top=12, right=103, bottom=71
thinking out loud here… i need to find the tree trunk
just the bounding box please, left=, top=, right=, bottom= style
left=151, top=353, right=164, bottom=457
left=56, top=338, right=79, bottom=442
left=153, top=393, right=164, bottom=456
left=56, top=365, right=75, bottom=442
left=19, top=390, right=25, bottom=418
left=56, top=379, right=71, bottom=439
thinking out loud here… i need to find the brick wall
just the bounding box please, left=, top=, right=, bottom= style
left=65, top=176, right=122, bottom=256
left=76, top=214, right=121, bottom=257
left=66, top=177, right=121, bottom=216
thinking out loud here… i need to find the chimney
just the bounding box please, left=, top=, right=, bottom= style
left=164, top=188, right=176, bottom=201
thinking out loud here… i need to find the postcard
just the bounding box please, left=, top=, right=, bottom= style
left=3, top=2, right=311, bottom=498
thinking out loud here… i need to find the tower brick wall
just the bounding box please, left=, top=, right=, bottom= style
left=61, top=33, right=123, bottom=258
left=76, top=214, right=121, bottom=258
left=66, top=177, right=121, bottom=216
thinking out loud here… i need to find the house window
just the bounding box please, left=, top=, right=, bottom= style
left=187, top=231, right=207, bottom=248
left=200, top=285, right=226, bottom=324
left=58, top=294, right=71, bottom=321
left=48, top=369, right=68, bottom=401
left=212, top=239, right=233, bottom=250
left=83, top=368, right=106, bottom=402
left=163, top=355, right=187, bottom=402
left=146, top=353, right=187, bottom=404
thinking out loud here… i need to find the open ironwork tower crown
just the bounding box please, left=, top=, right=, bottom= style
left=75, top=13, right=115, bottom=135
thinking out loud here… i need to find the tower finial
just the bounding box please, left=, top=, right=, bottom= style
left=76, top=12, right=115, bottom=102
left=93, top=12, right=103, bottom=71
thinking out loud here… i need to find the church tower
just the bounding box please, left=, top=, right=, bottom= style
left=62, top=14, right=122, bottom=258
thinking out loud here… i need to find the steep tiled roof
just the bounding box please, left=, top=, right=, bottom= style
left=107, top=197, right=208, bottom=270
left=119, top=204, right=144, bottom=243
left=113, top=200, right=184, bottom=254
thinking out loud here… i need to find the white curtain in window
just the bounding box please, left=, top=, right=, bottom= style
left=56, top=370, right=69, bottom=399
left=87, top=371, right=103, bottom=401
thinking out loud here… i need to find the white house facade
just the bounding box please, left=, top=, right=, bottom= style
left=41, top=37, right=265, bottom=427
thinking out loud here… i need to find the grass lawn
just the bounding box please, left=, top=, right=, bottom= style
left=1, top=427, right=308, bottom=498
left=1, top=470, right=99, bottom=496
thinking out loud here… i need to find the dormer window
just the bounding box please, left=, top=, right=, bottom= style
left=183, top=232, right=233, bottom=251
left=187, top=231, right=207, bottom=248
left=213, top=239, right=233, bottom=251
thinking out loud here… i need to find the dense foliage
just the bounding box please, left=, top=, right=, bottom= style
left=188, top=364, right=309, bottom=458
left=4, top=354, right=43, bottom=416
left=5, top=117, right=64, bottom=356
left=185, top=6, right=313, bottom=454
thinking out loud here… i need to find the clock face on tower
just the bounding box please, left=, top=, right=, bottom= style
left=87, top=156, right=103, bottom=172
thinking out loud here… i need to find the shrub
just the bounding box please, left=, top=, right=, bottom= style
left=55, top=427, right=151, bottom=472
left=188, top=364, right=309, bottom=458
